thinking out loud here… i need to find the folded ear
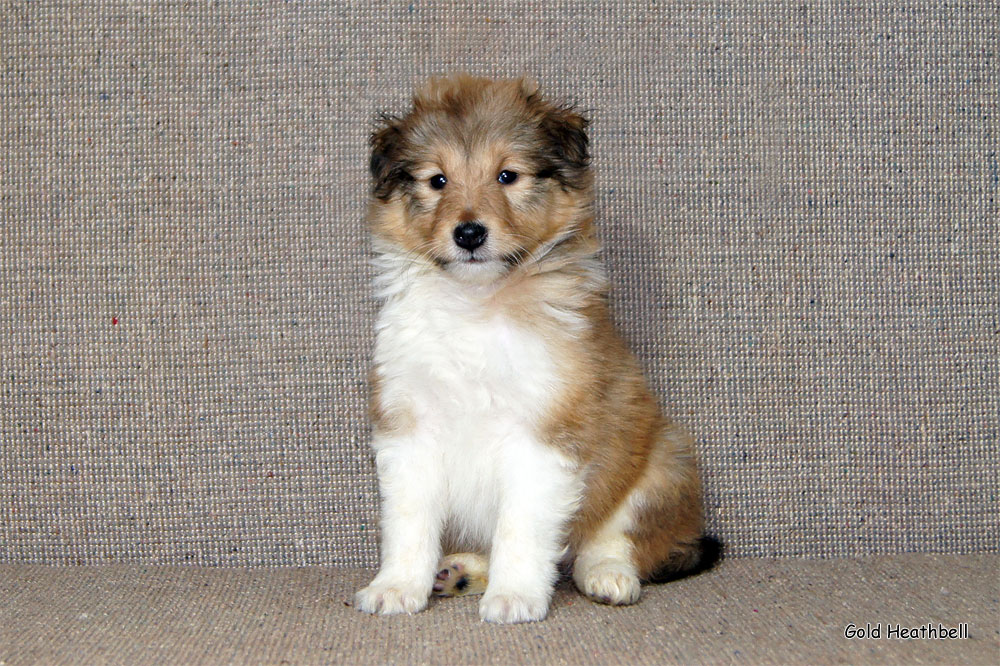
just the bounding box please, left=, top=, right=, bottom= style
left=369, top=114, right=413, bottom=200
left=537, top=102, right=590, bottom=189
left=517, top=75, right=540, bottom=98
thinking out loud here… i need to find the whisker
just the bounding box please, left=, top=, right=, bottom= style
left=502, top=225, right=582, bottom=273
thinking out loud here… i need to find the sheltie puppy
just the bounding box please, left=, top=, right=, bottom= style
left=355, top=74, right=719, bottom=624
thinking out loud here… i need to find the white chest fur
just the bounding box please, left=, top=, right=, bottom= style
left=371, top=262, right=580, bottom=550
left=374, top=269, right=562, bottom=438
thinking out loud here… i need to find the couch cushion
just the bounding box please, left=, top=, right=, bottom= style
left=2, top=554, right=997, bottom=664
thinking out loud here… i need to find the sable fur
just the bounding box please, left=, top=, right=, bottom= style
left=356, top=74, right=718, bottom=623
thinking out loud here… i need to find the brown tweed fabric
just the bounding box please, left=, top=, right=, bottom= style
left=1, top=2, right=997, bottom=566
left=1, top=555, right=998, bottom=665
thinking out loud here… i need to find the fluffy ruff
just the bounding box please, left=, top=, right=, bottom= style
left=355, top=74, right=718, bottom=624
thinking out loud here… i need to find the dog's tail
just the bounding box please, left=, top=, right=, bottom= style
left=644, top=535, right=723, bottom=584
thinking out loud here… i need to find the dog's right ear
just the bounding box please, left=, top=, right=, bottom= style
left=369, top=114, right=412, bottom=201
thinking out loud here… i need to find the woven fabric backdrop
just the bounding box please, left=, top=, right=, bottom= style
left=1, top=2, right=997, bottom=566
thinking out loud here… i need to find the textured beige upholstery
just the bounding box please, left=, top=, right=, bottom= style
left=2, top=555, right=997, bottom=665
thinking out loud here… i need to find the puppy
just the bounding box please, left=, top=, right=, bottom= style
left=355, top=74, right=719, bottom=624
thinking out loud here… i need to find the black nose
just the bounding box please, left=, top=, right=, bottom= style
left=453, top=222, right=488, bottom=251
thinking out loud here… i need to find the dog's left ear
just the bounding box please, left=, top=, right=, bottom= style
left=538, top=102, right=590, bottom=189
left=369, top=115, right=412, bottom=201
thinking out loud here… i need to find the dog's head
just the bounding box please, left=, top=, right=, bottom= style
left=368, top=74, right=594, bottom=284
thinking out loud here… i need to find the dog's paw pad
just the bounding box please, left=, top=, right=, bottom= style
left=432, top=553, right=488, bottom=597
left=579, top=564, right=641, bottom=606
left=479, top=592, right=549, bottom=624
left=354, top=581, right=428, bottom=615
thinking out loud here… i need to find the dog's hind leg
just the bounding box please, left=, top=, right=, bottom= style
left=572, top=494, right=643, bottom=605
left=433, top=552, right=489, bottom=597
left=574, top=422, right=717, bottom=605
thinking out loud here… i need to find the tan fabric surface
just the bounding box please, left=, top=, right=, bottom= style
left=1, top=555, right=997, bottom=665
left=1, top=1, right=998, bottom=566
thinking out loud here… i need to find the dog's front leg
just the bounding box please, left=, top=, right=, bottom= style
left=479, top=437, right=580, bottom=624
left=355, top=434, right=444, bottom=615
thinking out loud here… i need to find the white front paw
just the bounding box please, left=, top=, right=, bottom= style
left=479, top=591, right=549, bottom=624
left=354, top=580, right=429, bottom=616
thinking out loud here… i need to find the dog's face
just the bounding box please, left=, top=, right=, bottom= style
left=369, top=75, right=593, bottom=284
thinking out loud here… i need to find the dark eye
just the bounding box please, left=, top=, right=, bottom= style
left=429, top=174, right=447, bottom=190
left=498, top=170, right=518, bottom=185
